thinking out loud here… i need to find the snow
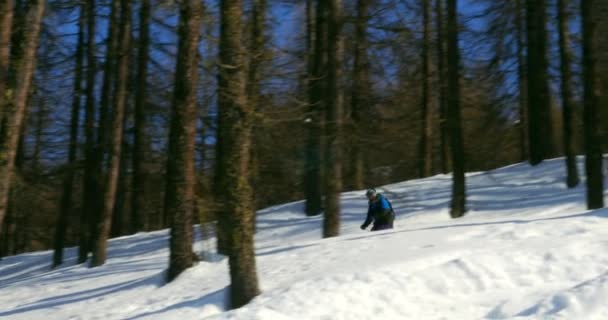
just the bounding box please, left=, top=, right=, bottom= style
left=2, top=157, right=608, bottom=319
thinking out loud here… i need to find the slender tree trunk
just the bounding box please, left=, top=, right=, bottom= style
left=526, top=0, right=553, bottom=165
left=79, top=0, right=98, bottom=264
left=111, top=113, right=129, bottom=237
left=304, top=0, right=325, bottom=217
left=165, top=0, right=203, bottom=281
left=351, top=0, right=369, bottom=189
left=216, top=0, right=260, bottom=308
left=515, top=0, right=527, bottom=162
left=418, top=0, right=432, bottom=178
left=582, top=0, right=604, bottom=209
left=53, top=0, right=85, bottom=268
left=558, top=0, right=579, bottom=188
left=0, top=0, right=44, bottom=236
left=323, top=0, right=343, bottom=238
left=447, top=0, right=465, bottom=218
left=248, top=0, right=266, bottom=207
left=132, top=0, right=150, bottom=233
left=0, top=0, right=13, bottom=117
left=435, top=0, right=449, bottom=174
left=91, top=0, right=131, bottom=267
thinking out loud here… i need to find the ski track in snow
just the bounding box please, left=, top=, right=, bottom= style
left=1, top=157, right=608, bottom=319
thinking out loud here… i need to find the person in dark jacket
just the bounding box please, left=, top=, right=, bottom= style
left=360, top=188, right=395, bottom=231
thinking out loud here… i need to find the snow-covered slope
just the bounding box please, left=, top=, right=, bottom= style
left=2, top=158, right=608, bottom=320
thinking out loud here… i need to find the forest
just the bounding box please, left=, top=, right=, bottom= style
left=0, top=0, right=606, bottom=309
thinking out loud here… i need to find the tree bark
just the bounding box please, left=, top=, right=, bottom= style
left=435, top=0, right=449, bottom=174
left=165, top=0, right=203, bottom=281
left=304, top=0, right=324, bottom=217
left=0, top=0, right=44, bottom=237
left=216, top=0, right=260, bottom=307
left=582, top=0, right=604, bottom=209
left=0, top=0, right=14, bottom=118
left=131, top=0, right=151, bottom=234
left=447, top=0, right=466, bottom=218
left=515, top=0, right=527, bottom=162
left=54, top=0, right=85, bottom=268
left=350, top=0, right=370, bottom=189
left=79, top=0, right=99, bottom=264
left=247, top=0, right=267, bottom=205
left=526, top=0, right=553, bottom=165
left=418, top=0, right=433, bottom=178
left=558, top=0, right=579, bottom=188
left=91, top=0, right=131, bottom=267
left=323, top=0, right=343, bottom=238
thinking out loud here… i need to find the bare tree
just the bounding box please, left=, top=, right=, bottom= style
left=557, top=0, right=579, bottom=188
left=350, top=0, right=370, bottom=189
left=216, top=0, right=260, bottom=307
left=91, top=0, right=132, bottom=267
left=0, top=0, right=13, bottom=115
left=582, top=0, right=604, bottom=209
left=526, top=0, right=553, bottom=165
left=515, top=0, right=527, bottom=162
left=79, top=0, right=99, bottom=264
left=323, top=0, right=343, bottom=238
left=0, top=0, right=44, bottom=236
left=53, top=0, right=85, bottom=268
left=418, top=0, right=433, bottom=178
left=435, top=0, right=449, bottom=173
left=304, top=0, right=324, bottom=217
left=447, top=0, right=466, bottom=218
left=165, top=0, right=203, bottom=281
left=132, top=0, right=151, bottom=233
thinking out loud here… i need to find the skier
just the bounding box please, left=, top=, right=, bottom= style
left=360, top=188, right=395, bottom=231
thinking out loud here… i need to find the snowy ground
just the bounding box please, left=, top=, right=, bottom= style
left=2, top=157, right=608, bottom=319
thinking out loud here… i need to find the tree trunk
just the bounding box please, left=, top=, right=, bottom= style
left=216, top=0, right=260, bottom=308
left=0, top=0, right=14, bottom=117
left=447, top=0, right=466, bottom=218
left=304, top=0, right=324, bottom=217
left=53, top=0, right=85, bottom=268
left=248, top=0, right=267, bottom=208
left=0, top=0, right=44, bottom=236
left=515, top=0, right=527, bottom=162
left=526, top=0, right=553, bottom=165
left=418, top=0, right=433, bottom=178
left=558, top=0, right=579, bottom=188
left=351, top=0, right=370, bottom=189
left=582, top=0, right=604, bottom=209
left=165, top=0, right=203, bottom=282
left=323, top=0, right=343, bottom=238
left=79, top=0, right=98, bottom=264
left=131, top=0, right=150, bottom=234
left=91, top=0, right=131, bottom=267
left=111, top=113, right=130, bottom=237
left=436, top=0, right=449, bottom=174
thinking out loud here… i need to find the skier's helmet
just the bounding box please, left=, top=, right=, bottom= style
left=365, top=188, right=376, bottom=199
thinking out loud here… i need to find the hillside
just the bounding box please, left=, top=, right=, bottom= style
left=1, top=158, right=608, bottom=319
